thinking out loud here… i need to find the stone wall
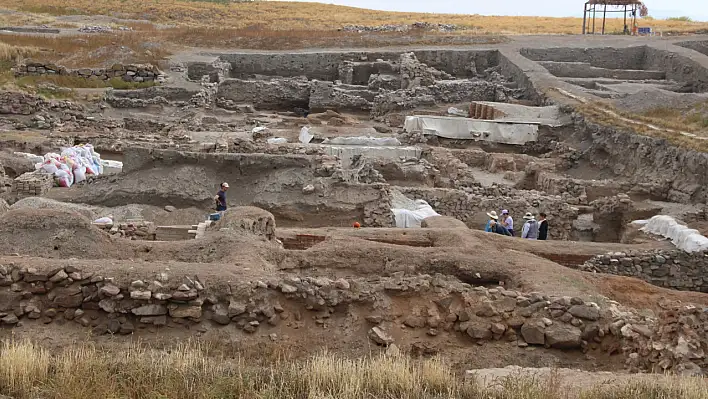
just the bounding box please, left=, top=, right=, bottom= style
left=581, top=250, right=708, bottom=293
left=0, top=261, right=702, bottom=374
left=95, top=220, right=156, bottom=240
left=395, top=186, right=578, bottom=240
left=14, top=62, right=164, bottom=84
left=535, top=171, right=670, bottom=204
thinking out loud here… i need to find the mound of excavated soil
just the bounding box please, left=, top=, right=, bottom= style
left=0, top=208, right=121, bottom=258
left=11, top=197, right=98, bottom=220
left=216, top=206, right=276, bottom=240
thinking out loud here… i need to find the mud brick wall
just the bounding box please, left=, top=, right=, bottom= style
left=582, top=250, right=708, bottom=293
left=12, top=171, right=53, bottom=197
left=14, top=62, right=162, bottom=83
left=536, top=172, right=670, bottom=204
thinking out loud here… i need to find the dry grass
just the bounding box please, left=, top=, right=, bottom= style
left=0, top=33, right=172, bottom=68
left=0, top=42, right=38, bottom=63
left=2, top=0, right=708, bottom=34
left=577, top=102, right=708, bottom=152
left=640, top=102, right=708, bottom=132
left=0, top=339, right=706, bottom=399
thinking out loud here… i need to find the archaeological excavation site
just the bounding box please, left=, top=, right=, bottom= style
left=2, top=21, right=708, bottom=394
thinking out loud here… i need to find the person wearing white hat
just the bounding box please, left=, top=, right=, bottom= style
left=484, top=210, right=499, bottom=232
left=521, top=212, right=539, bottom=240
left=214, top=182, right=229, bottom=212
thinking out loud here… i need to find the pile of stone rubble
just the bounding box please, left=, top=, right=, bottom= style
left=341, top=22, right=459, bottom=33
left=78, top=25, right=133, bottom=33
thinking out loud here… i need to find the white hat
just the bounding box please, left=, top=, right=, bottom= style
left=523, top=212, right=535, bottom=220
left=222, top=182, right=229, bottom=188
left=501, top=209, right=509, bottom=214
left=487, top=211, right=499, bottom=220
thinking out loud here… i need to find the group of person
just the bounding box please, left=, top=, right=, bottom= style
left=484, top=209, right=548, bottom=240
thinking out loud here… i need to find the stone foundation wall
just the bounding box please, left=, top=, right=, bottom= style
left=95, top=220, right=156, bottom=240
left=14, top=62, right=164, bottom=84
left=581, top=250, right=708, bottom=293
left=0, top=262, right=702, bottom=374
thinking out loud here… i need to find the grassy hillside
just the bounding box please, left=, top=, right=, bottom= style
left=5, top=0, right=708, bottom=34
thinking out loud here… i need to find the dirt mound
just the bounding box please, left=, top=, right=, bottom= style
left=421, top=215, right=468, bottom=228
left=11, top=197, right=98, bottom=220
left=0, top=208, right=121, bottom=258
left=216, top=206, right=276, bottom=240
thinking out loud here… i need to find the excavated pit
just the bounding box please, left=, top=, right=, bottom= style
left=522, top=46, right=708, bottom=96
left=2, top=39, right=708, bottom=378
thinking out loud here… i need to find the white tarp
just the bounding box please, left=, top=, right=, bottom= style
left=640, top=215, right=708, bottom=253
left=403, top=115, right=538, bottom=145
left=299, top=126, right=314, bottom=144
left=322, top=136, right=401, bottom=146
left=390, top=191, right=439, bottom=228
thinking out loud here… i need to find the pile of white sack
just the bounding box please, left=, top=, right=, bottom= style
left=639, top=215, right=708, bottom=253
left=35, top=144, right=105, bottom=188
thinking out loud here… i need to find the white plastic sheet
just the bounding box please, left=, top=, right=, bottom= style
left=403, top=115, right=538, bottom=145
left=391, top=199, right=440, bottom=228
left=322, top=136, right=401, bottom=146
left=267, top=137, right=288, bottom=144
left=640, top=215, right=708, bottom=253
left=299, top=126, right=314, bottom=144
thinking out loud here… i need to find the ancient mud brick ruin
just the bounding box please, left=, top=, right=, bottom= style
left=1, top=34, right=708, bottom=380
left=12, top=171, right=54, bottom=197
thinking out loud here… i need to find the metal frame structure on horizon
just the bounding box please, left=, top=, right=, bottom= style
left=582, top=0, right=641, bottom=35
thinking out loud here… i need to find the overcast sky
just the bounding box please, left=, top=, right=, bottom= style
left=290, top=0, right=707, bottom=21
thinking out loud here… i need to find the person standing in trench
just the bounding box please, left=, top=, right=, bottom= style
left=215, top=182, right=229, bottom=212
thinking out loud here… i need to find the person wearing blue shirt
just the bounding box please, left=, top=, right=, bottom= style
left=214, top=182, right=229, bottom=212
left=484, top=210, right=499, bottom=232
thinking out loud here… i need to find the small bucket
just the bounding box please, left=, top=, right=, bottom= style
left=209, top=213, right=221, bottom=221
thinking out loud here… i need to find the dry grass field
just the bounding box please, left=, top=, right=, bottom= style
left=3, top=0, right=708, bottom=34
left=0, top=339, right=707, bottom=399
